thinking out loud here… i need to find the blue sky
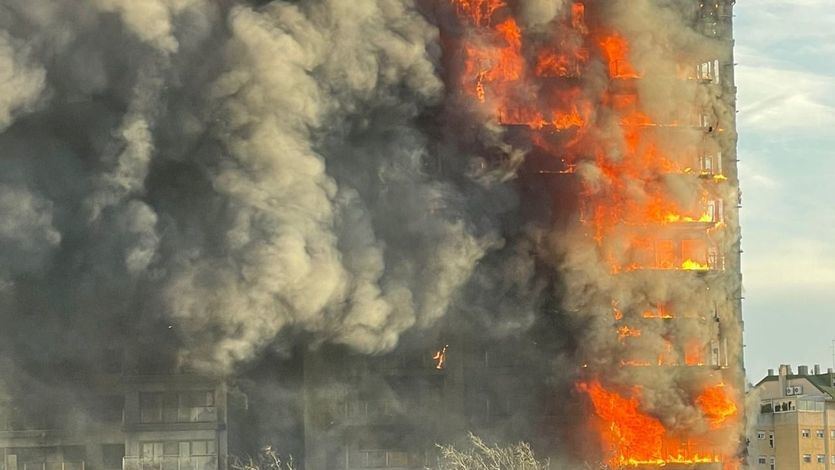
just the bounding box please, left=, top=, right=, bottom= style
left=735, top=0, right=835, bottom=381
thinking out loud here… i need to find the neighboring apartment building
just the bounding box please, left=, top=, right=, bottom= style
left=0, top=357, right=227, bottom=470
left=751, top=364, right=835, bottom=469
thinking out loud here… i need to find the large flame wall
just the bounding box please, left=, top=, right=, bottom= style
left=438, top=0, right=744, bottom=467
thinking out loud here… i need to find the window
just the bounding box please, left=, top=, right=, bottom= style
left=757, top=456, right=766, bottom=464
left=802, top=429, right=811, bottom=438
left=803, top=454, right=812, bottom=463
left=140, top=441, right=216, bottom=459
left=769, top=432, right=775, bottom=448
left=140, top=391, right=216, bottom=423
left=139, top=394, right=163, bottom=423
left=831, top=455, right=835, bottom=464
left=141, top=443, right=164, bottom=461
left=102, top=445, right=125, bottom=469
left=831, top=429, right=835, bottom=439
left=695, top=60, right=720, bottom=83
left=757, top=431, right=766, bottom=439
left=770, top=457, right=775, bottom=470
left=96, top=396, right=124, bottom=423
left=817, top=429, right=825, bottom=438
left=818, top=454, right=825, bottom=464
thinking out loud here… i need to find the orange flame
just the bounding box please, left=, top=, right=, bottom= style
left=696, top=384, right=738, bottom=428
left=599, top=34, right=640, bottom=79
left=642, top=305, right=673, bottom=319
left=580, top=381, right=727, bottom=466
left=451, top=0, right=506, bottom=26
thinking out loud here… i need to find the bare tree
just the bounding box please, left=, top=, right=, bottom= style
left=230, top=446, right=296, bottom=470
left=433, top=433, right=550, bottom=470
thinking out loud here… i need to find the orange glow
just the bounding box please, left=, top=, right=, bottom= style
left=682, top=259, right=710, bottom=271
left=642, top=305, right=673, bottom=319
left=432, top=345, right=449, bottom=370
left=571, top=3, right=587, bottom=33
left=617, top=326, right=641, bottom=342
left=612, top=301, right=624, bottom=321
left=451, top=0, right=505, bottom=26
left=579, top=381, right=723, bottom=467
left=599, top=34, right=640, bottom=79
left=697, top=384, right=738, bottom=429
left=440, top=3, right=738, bottom=466
left=684, top=341, right=705, bottom=366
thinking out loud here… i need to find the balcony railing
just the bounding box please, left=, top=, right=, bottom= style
left=22, top=463, right=85, bottom=470
left=139, top=406, right=217, bottom=424
left=122, top=456, right=216, bottom=470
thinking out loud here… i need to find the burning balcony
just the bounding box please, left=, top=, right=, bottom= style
left=609, top=236, right=725, bottom=273
left=578, top=381, right=738, bottom=469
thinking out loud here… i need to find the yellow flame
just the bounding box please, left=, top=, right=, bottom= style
left=681, top=259, right=710, bottom=271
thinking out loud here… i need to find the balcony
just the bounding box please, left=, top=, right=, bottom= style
left=139, top=390, right=218, bottom=425
left=21, top=463, right=85, bottom=470
left=122, top=456, right=217, bottom=470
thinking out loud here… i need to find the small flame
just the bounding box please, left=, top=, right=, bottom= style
left=681, top=259, right=710, bottom=271
left=642, top=305, right=673, bottom=319
left=433, top=345, right=449, bottom=370
left=617, top=325, right=641, bottom=342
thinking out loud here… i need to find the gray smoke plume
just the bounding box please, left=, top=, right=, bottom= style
left=0, top=0, right=519, bottom=379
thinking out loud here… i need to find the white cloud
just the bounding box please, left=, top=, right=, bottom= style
left=736, top=63, right=835, bottom=132
left=744, top=238, right=835, bottom=290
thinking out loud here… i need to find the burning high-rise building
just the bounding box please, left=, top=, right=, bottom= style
left=430, top=0, right=746, bottom=467
left=302, top=0, right=745, bottom=467
left=0, top=0, right=744, bottom=468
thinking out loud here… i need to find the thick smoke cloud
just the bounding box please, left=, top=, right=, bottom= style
left=0, top=0, right=513, bottom=379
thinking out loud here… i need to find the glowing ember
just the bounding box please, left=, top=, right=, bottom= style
left=433, top=345, right=449, bottom=370
left=617, top=326, right=641, bottom=342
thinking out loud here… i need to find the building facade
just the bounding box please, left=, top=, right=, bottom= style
left=751, top=364, right=835, bottom=470
left=0, top=366, right=227, bottom=470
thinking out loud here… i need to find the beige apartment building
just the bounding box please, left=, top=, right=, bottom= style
left=751, top=364, right=835, bottom=469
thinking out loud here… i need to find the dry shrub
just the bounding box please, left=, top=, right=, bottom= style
left=434, top=433, right=550, bottom=470
left=230, top=446, right=296, bottom=470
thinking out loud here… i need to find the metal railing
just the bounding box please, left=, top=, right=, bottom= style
left=139, top=406, right=217, bottom=424
left=22, top=463, right=85, bottom=470
left=122, top=456, right=217, bottom=470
